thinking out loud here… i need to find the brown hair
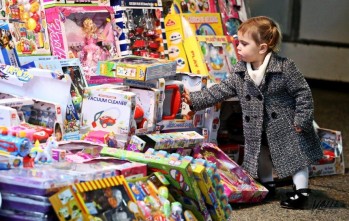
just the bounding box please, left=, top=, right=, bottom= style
left=238, top=16, right=282, bottom=53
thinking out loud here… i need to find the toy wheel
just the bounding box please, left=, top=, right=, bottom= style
left=102, top=123, right=107, bottom=128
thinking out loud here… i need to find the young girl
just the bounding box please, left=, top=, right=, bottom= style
left=182, top=16, right=323, bottom=209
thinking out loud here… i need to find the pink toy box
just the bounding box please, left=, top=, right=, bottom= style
left=217, top=0, right=248, bottom=36
left=6, top=0, right=51, bottom=55
left=81, top=87, right=136, bottom=148
left=45, top=5, right=120, bottom=84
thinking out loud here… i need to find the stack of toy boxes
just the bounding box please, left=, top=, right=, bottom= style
left=97, top=55, right=177, bottom=81
left=164, top=13, right=224, bottom=73
left=111, top=0, right=168, bottom=58
left=309, top=128, right=345, bottom=177
left=101, top=147, right=212, bottom=221
left=5, top=0, right=51, bottom=56
left=44, top=5, right=120, bottom=85
left=0, top=22, right=20, bottom=67
left=81, top=87, right=136, bottom=149
left=216, top=0, right=248, bottom=36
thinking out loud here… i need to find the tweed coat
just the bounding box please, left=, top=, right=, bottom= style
left=190, top=53, right=323, bottom=178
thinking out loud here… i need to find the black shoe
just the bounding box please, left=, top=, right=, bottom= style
left=280, top=188, right=311, bottom=209
left=261, top=181, right=276, bottom=200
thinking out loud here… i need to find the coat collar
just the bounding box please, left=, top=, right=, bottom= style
left=234, top=52, right=283, bottom=76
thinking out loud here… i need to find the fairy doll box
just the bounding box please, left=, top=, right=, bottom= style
left=44, top=6, right=121, bottom=84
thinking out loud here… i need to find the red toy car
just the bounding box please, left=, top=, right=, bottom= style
left=99, top=116, right=116, bottom=128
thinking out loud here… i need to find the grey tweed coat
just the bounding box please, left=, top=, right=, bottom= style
left=190, top=53, right=323, bottom=178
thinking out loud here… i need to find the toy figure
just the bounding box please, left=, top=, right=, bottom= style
left=81, top=18, right=101, bottom=68
left=30, top=136, right=57, bottom=163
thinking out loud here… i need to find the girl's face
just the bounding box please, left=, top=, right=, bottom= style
left=237, top=31, right=264, bottom=64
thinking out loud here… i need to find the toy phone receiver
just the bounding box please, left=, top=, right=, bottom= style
left=162, top=84, right=182, bottom=120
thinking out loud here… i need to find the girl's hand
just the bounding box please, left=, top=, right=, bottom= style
left=182, top=87, right=192, bottom=105
left=294, top=125, right=302, bottom=133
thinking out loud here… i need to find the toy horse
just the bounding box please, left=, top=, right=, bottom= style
left=31, top=136, right=58, bottom=163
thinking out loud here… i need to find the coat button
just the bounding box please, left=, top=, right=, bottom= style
left=257, top=95, right=263, bottom=101
left=245, top=95, right=251, bottom=101
left=271, top=112, right=277, bottom=119
left=245, top=115, right=250, bottom=122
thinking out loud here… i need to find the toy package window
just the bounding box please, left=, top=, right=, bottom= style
left=169, top=0, right=217, bottom=13
left=6, top=0, right=51, bottom=55
left=217, top=0, right=248, bottom=36
left=49, top=176, right=142, bottom=221
left=113, top=0, right=168, bottom=58
left=45, top=6, right=120, bottom=84
left=0, top=21, right=20, bottom=67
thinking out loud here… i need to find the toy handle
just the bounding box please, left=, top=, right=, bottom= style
left=163, top=84, right=181, bottom=120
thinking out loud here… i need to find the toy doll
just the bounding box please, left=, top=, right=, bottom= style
left=81, top=18, right=101, bottom=68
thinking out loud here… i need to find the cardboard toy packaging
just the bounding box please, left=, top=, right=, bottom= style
left=0, top=21, right=20, bottom=67
left=309, top=128, right=345, bottom=177
left=45, top=5, right=120, bottom=85
left=129, top=87, right=161, bottom=134
left=6, top=0, right=51, bottom=55
left=169, top=0, right=218, bottom=13
left=216, top=0, right=248, bottom=36
left=112, top=0, right=168, bottom=58
left=81, top=87, right=136, bottom=148
left=97, top=55, right=177, bottom=81
left=101, top=147, right=212, bottom=221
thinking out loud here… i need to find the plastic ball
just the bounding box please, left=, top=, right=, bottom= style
left=34, top=23, right=41, bottom=33
left=27, top=18, right=37, bottom=30
left=24, top=3, right=31, bottom=12
left=31, top=12, right=40, bottom=22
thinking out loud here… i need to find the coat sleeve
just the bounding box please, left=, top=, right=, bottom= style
left=285, top=59, right=315, bottom=132
left=189, top=75, right=238, bottom=111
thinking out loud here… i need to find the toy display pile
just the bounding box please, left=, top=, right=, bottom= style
left=0, top=0, right=344, bottom=220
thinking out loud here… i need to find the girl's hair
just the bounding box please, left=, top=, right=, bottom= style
left=238, top=16, right=282, bottom=53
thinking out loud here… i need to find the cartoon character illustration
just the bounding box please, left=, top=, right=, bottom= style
left=209, top=46, right=224, bottom=70
left=58, top=207, right=71, bottom=221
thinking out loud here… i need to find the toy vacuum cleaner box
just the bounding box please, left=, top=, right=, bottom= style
left=0, top=21, right=20, bottom=67
left=81, top=87, right=136, bottom=148
left=112, top=0, right=168, bottom=59
left=309, top=128, right=345, bottom=177
left=45, top=5, right=121, bottom=85
left=97, top=55, right=177, bottom=81
left=6, top=0, right=51, bottom=56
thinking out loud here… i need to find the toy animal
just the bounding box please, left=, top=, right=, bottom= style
left=31, top=136, right=58, bottom=163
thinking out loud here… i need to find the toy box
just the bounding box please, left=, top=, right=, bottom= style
left=81, top=87, right=136, bottom=148
left=0, top=106, right=21, bottom=128
left=97, top=55, right=177, bottom=81
left=309, top=128, right=345, bottom=177
left=127, top=131, right=204, bottom=153
left=45, top=5, right=120, bottom=84
left=0, top=152, right=23, bottom=169
left=112, top=0, right=168, bottom=58
left=129, top=87, right=161, bottom=133
left=0, top=21, right=20, bottom=67
left=217, top=0, right=248, bottom=36
left=49, top=175, right=143, bottom=221
left=164, top=13, right=190, bottom=73
left=169, top=0, right=217, bottom=13
left=123, top=78, right=165, bottom=123
left=100, top=147, right=211, bottom=221
left=6, top=0, right=51, bottom=55
left=65, top=0, right=110, bottom=6
left=184, top=35, right=231, bottom=83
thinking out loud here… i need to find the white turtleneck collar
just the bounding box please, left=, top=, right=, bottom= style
left=247, top=52, right=272, bottom=86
